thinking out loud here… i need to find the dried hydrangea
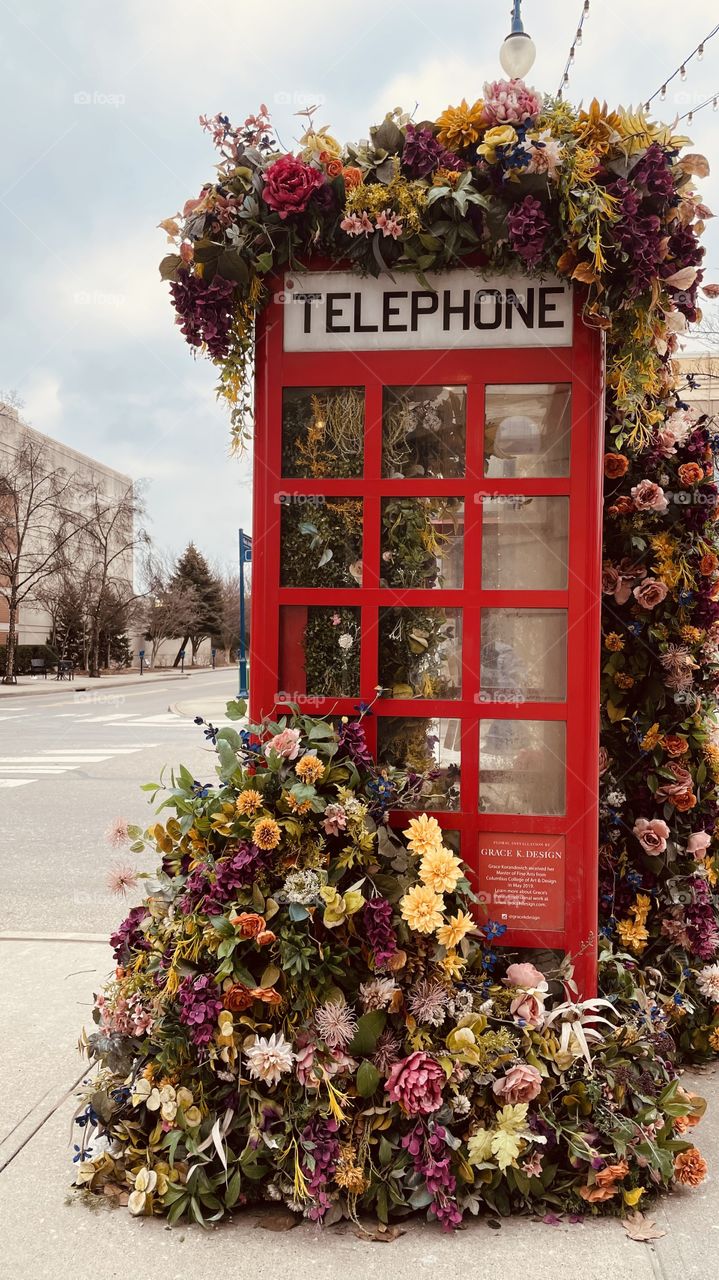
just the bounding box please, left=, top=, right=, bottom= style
left=408, top=979, right=449, bottom=1027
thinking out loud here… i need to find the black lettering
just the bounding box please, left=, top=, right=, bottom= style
left=382, top=290, right=408, bottom=332
left=353, top=292, right=379, bottom=333
left=303, top=297, right=313, bottom=334
left=505, top=287, right=534, bottom=330
left=443, top=288, right=471, bottom=330
left=474, top=288, right=502, bottom=330
left=326, top=292, right=351, bottom=333
left=539, top=287, right=564, bottom=329
left=410, top=290, right=439, bottom=331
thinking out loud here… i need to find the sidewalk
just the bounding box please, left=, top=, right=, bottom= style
left=0, top=668, right=234, bottom=698
left=1, top=933, right=717, bottom=1280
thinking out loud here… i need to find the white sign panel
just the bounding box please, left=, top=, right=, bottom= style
left=282, top=269, right=573, bottom=352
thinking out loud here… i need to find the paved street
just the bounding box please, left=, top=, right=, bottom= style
left=0, top=669, right=239, bottom=934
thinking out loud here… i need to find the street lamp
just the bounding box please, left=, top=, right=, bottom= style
left=139, top=648, right=145, bottom=676
left=500, top=0, right=536, bottom=79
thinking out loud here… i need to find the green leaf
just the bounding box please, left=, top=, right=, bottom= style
left=356, top=1060, right=381, bottom=1097
left=225, top=698, right=247, bottom=721
left=348, top=1011, right=386, bottom=1056
left=159, top=253, right=182, bottom=281
left=225, top=1169, right=242, bottom=1207
left=379, top=1136, right=394, bottom=1168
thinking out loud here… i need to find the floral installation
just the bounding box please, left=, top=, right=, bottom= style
left=74, top=707, right=708, bottom=1228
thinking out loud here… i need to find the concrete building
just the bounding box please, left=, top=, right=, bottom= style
left=672, top=351, right=719, bottom=421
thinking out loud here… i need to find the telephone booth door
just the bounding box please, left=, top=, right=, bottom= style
left=251, top=268, right=604, bottom=996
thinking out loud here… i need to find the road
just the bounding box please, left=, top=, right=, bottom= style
left=0, top=669, right=239, bottom=934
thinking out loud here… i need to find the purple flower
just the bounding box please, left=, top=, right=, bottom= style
left=169, top=267, right=236, bottom=360
left=363, top=897, right=398, bottom=968
left=300, top=1117, right=340, bottom=1220
left=177, top=973, right=224, bottom=1047
left=110, top=906, right=150, bottom=962
left=401, top=1122, right=462, bottom=1230
left=338, top=719, right=373, bottom=768
left=506, top=195, right=551, bottom=267
left=402, top=124, right=464, bottom=178
left=629, top=144, right=676, bottom=200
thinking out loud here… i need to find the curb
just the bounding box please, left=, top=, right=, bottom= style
left=0, top=672, right=194, bottom=698
left=0, top=932, right=108, bottom=944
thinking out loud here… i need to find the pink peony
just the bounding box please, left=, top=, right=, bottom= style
left=264, top=727, right=301, bottom=760
left=505, top=962, right=547, bottom=991
left=633, top=817, right=670, bottom=855
left=510, top=991, right=546, bottom=1029
left=493, top=1062, right=543, bottom=1104
left=482, top=78, right=543, bottom=126
left=688, top=831, right=711, bottom=858
left=631, top=480, right=668, bottom=514
left=262, top=154, right=324, bottom=220
left=633, top=577, right=669, bottom=610
left=385, top=1051, right=445, bottom=1116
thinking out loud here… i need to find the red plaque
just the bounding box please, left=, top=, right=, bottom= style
left=477, top=833, right=566, bottom=932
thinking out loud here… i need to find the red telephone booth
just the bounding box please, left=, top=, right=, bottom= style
left=251, top=267, right=604, bottom=996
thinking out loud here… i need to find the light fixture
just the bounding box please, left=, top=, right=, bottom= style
left=688, top=111, right=694, bottom=123
left=680, top=64, right=687, bottom=80
left=569, top=46, right=575, bottom=63
left=713, top=97, right=718, bottom=111
left=698, top=43, right=705, bottom=60
left=576, top=28, right=583, bottom=45
left=500, top=0, right=537, bottom=79
left=583, top=0, right=590, bottom=14
left=660, top=84, right=667, bottom=100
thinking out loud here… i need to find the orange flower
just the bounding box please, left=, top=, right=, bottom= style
left=678, top=462, right=704, bottom=486
left=604, top=452, right=629, bottom=479
left=436, top=98, right=484, bottom=151
left=232, top=912, right=266, bottom=938
left=595, top=1159, right=630, bottom=1188
left=225, top=983, right=256, bottom=1012
left=673, top=1147, right=707, bottom=1186
left=295, top=754, right=325, bottom=784
left=319, top=150, right=342, bottom=177
left=700, top=552, right=718, bottom=576
left=578, top=1183, right=619, bottom=1202
left=236, top=788, right=263, bottom=816
left=674, top=792, right=698, bottom=812
left=256, top=929, right=277, bottom=947
left=252, top=817, right=281, bottom=850
left=250, top=986, right=283, bottom=1005
left=342, top=166, right=363, bottom=190
left=663, top=734, right=689, bottom=757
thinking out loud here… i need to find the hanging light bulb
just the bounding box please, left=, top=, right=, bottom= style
left=569, top=46, right=575, bottom=64
left=583, top=0, right=590, bottom=14
left=680, top=65, right=687, bottom=80
left=500, top=0, right=537, bottom=79
left=660, top=84, right=667, bottom=100
left=713, top=97, right=718, bottom=111
left=698, top=43, right=705, bottom=61
left=688, top=111, right=694, bottom=123
left=576, top=28, right=583, bottom=45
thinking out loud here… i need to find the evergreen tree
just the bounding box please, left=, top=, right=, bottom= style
left=170, top=543, right=223, bottom=665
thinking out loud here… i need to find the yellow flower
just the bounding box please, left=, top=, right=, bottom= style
left=436, top=98, right=484, bottom=151
left=437, top=910, right=475, bottom=949
left=320, top=885, right=364, bottom=927
left=616, top=916, right=649, bottom=954
left=286, top=793, right=312, bottom=815
left=604, top=633, right=624, bottom=652
left=300, top=127, right=342, bottom=161
left=708, top=1026, right=719, bottom=1052
left=477, top=124, right=518, bottom=162
left=640, top=724, right=661, bottom=751
left=440, top=950, right=467, bottom=980
left=400, top=884, right=444, bottom=934
left=236, top=789, right=263, bottom=816
left=403, top=814, right=444, bottom=857
left=632, top=893, right=652, bottom=925
left=420, top=845, right=463, bottom=894
left=252, top=817, right=281, bottom=850
left=295, top=754, right=325, bottom=784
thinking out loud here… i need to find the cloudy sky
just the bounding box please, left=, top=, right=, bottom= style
left=2, top=0, right=719, bottom=567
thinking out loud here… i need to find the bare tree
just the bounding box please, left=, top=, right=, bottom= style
left=0, top=439, right=84, bottom=683
left=77, top=482, right=148, bottom=678
left=139, top=549, right=200, bottom=667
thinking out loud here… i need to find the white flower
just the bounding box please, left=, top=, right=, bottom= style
left=245, top=1032, right=295, bottom=1086
left=338, top=633, right=354, bottom=650
left=697, top=963, right=719, bottom=1003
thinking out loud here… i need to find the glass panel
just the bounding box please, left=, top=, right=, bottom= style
left=480, top=609, right=567, bottom=702
left=481, top=496, right=569, bottom=590
left=479, top=719, right=566, bottom=815
left=280, top=498, right=363, bottom=588
left=282, top=387, right=364, bottom=478
left=484, top=384, right=571, bottom=478
left=381, top=498, right=464, bottom=589
left=378, top=717, right=461, bottom=811
left=379, top=607, right=462, bottom=699
left=279, top=606, right=360, bottom=699
left=382, top=385, right=466, bottom=478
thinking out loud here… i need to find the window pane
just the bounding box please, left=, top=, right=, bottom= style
left=381, top=498, right=464, bottom=589
left=479, top=719, right=566, bottom=815
left=480, top=609, right=567, bottom=702
left=378, top=716, right=461, bottom=811
left=482, top=496, right=569, bottom=590
left=279, top=606, right=360, bottom=699
left=383, top=385, right=466, bottom=478
left=379, top=607, right=462, bottom=699
left=280, top=498, right=363, bottom=588
left=484, top=384, right=571, bottom=478
left=282, top=387, right=364, bottom=478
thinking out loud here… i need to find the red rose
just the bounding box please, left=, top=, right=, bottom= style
left=262, top=154, right=324, bottom=220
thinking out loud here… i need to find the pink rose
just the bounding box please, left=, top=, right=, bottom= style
left=492, top=1062, right=543, bottom=1105
left=687, top=831, right=711, bottom=858
left=631, top=480, right=668, bottom=514
left=598, top=746, right=609, bottom=776
left=385, top=1051, right=444, bottom=1115
left=505, top=962, right=547, bottom=991
left=510, top=992, right=546, bottom=1029
left=633, top=578, right=669, bottom=610
left=262, top=154, right=324, bottom=220
left=264, top=727, right=302, bottom=760
left=633, top=817, right=670, bottom=855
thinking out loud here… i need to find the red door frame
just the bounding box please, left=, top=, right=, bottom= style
left=251, top=271, right=604, bottom=996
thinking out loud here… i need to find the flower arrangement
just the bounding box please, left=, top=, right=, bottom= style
left=75, top=707, right=707, bottom=1227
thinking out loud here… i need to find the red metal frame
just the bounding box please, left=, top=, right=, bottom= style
left=251, top=271, right=604, bottom=996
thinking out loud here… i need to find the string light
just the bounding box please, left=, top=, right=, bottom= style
left=557, top=1, right=591, bottom=100
left=643, top=23, right=719, bottom=112
left=677, top=89, right=719, bottom=123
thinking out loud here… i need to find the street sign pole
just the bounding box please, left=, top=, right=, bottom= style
left=238, top=528, right=251, bottom=697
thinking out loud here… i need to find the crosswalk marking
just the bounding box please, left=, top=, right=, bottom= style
left=0, top=741, right=161, bottom=786
left=0, top=778, right=32, bottom=787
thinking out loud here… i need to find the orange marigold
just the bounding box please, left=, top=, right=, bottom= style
left=253, top=817, right=282, bottom=849
left=236, top=789, right=263, bottom=816
left=295, top=754, right=325, bottom=784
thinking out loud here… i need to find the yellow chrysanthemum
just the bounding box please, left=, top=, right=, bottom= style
left=400, top=884, right=444, bottom=934
left=616, top=916, right=649, bottom=954
left=236, top=789, right=263, bottom=816
left=419, top=845, right=463, bottom=895
left=436, top=98, right=484, bottom=151
left=295, top=754, right=325, bottom=784
left=439, top=950, right=466, bottom=980
left=403, top=814, right=444, bottom=857
left=252, top=817, right=281, bottom=850
left=437, top=910, right=475, bottom=949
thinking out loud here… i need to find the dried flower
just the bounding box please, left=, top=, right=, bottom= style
left=673, top=1147, right=707, bottom=1186
left=385, top=1051, right=445, bottom=1115
left=252, top=817, right=281, bottom=850
left=315, top=999, right=357, bottom=1049
left=245, top=1032, right=295, bottom=1086
left=107, top=863, right=138, bottom=896
left=400, top=884, right=445, bottom=934
left=236, top=789, right=263, bottom=815
left=295, top=754, right=325, bottom=784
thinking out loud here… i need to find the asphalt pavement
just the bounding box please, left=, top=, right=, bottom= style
left=0, top=668, right=239, bottom=934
